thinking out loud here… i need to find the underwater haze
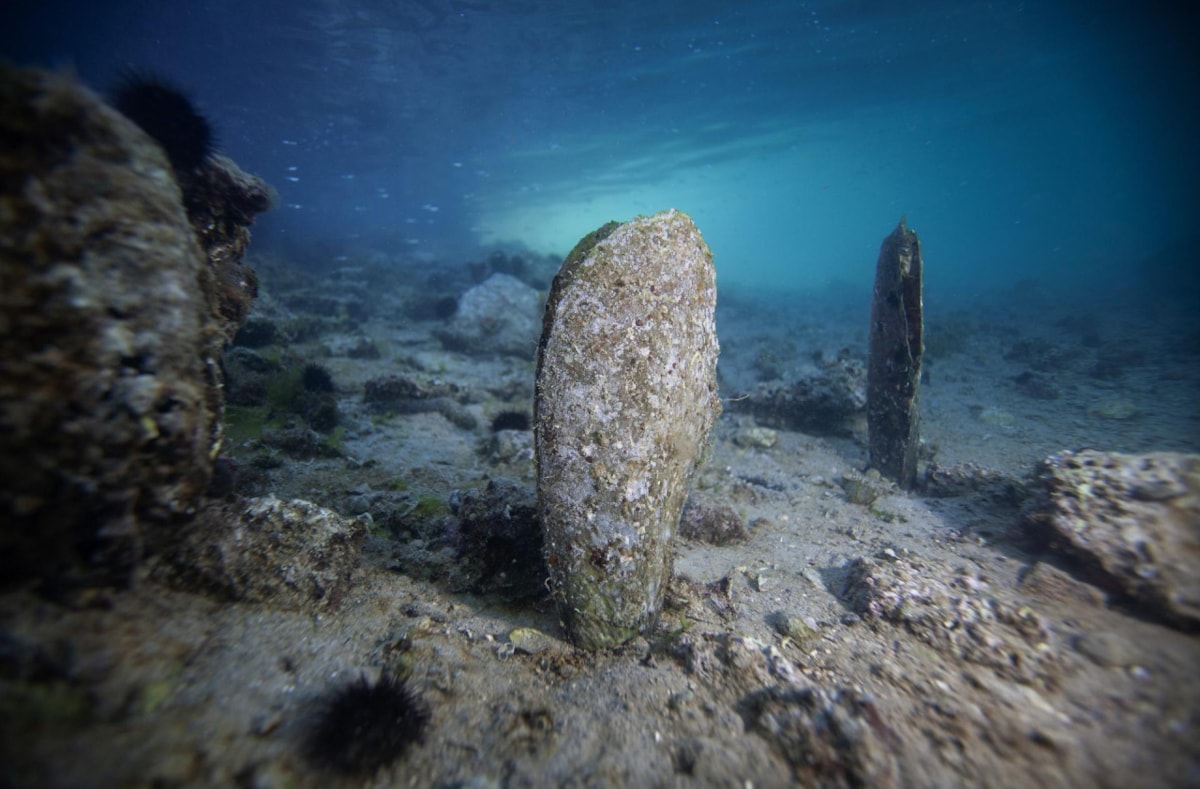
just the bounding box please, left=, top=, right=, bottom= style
left=7, top=6, right=1200, bottom=783
left=5, top=0, right=1198, bottom=299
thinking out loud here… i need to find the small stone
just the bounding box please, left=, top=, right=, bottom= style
left=446, top=776, right=502, bottom=789
left=733, top=426, right=778, bottom=449
left=679, top=494, right=748, bottom=545
left=977, top=406, right=1016, bottom=427
left=751, top=570, right=777, bottom=592
left=1073, top=632, right=1139, bottom=668
left=1087, top=397, right=1139, bottom=421
left=774, top=612, right=818, bottom=641
left=507, top=627, right=558, bottom=655
left=667, top=690, right=695, bottom=711
left=1018, top=562, right=1105, bottom=608
left=748, top=685, right=900, bottom=785
left=801, top=568, right=825, bottom=589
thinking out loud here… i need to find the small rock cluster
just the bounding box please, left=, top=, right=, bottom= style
left=162, top=496, right=368, bottom=610
left=844, top=556, right=1058, bottom=686
left=363, top=373, right=477, bottom=430
left=668, top=632, right=900, bottom=786
left=451, top=479, right=544, bottom=600
left=731, top=354, right=867, bottom=437
left=1023, top=449, right=1200, bottom=629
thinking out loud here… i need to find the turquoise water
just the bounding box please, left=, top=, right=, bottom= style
left=6, top=1, right=1197, bottom=299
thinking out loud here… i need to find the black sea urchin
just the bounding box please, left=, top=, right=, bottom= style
left=111, top=70, right=214, bottom=172
left=301, top=362, right=336, bottom=394
left=491, top=409, right=531, bottom=432
left=305, top=673, right=430, bottom=775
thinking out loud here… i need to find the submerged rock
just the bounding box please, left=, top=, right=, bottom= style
left=363, top=373, right=477, bottom=430
left=178, top=153, right=272, bottom=344
left=678, top=494, right=748, bottom=545
left=535, top=210, right=720, bottom=649
left=0, top=66, right=270, bottom=591
left=162, top=496, right=368, bottom=610
left=867, top=218, right=924, bottom=488
left=844, top=555, right=1059, bottom=686
left=434, top=272, right=542, bottom=358
left=1023, top=450, right=1200, bottom=629
left=0, top=66, right=221, bottom=588
left=730, top=355, right=866, bottom=437
left=732, top=425, right=778, bottom=449
left=745, top=685, right=900, bottom=788
left=452, top=479, right=544, bottom=600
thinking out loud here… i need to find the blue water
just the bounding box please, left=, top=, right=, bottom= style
left=5, top=1, right=1198, bottom=300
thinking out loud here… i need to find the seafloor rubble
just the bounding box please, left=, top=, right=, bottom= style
left=3, top=241, right=1198, bottom=786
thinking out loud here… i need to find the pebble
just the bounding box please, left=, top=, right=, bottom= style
left=668, top=689, right=695, bottom=710
left=1087, top=397, right=1139, bottom=421
left=507, top=627, right=558, bottom=655
left=774, top=612, right=818, bottom=641
left=1073, top=631, right=1139, bottom=668
left=801, top=568, right=825, bottom=588
left=977, top=406, right=1015, bottom=427
left=733, top=426, right=778, bottom=449
left=751, top=570, right=777, bottom=591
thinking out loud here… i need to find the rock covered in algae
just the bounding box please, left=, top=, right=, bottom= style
left=162, top=496, right=369, bottom=610
left=178, top=152, right=273, bottom=345
left=535, top=210, right=720, bottom=649
left=1023, top=449, right=1200, bottom=629
left=0, top=65, right=221, bottom=589
left=867, top=217, right=924, bottom=488
left=0, top=65, right=270, bottom=591
left=433, top=272, right=542, bottom=358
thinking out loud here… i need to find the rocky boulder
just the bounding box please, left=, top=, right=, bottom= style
left=1023, top=450, right=1200, bottom=629
left=434, top=272, right=542, bottom=358
left=0, top=65, right=269, bottom=590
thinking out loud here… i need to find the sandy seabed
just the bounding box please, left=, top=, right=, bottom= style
left=3, top=257, right=1198, bottom=787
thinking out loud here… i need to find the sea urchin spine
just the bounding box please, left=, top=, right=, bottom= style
left=110, top=70, right=214, bottom=173
left=305, top=672, right=430, bottom=775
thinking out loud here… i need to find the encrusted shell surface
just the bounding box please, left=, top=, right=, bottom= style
left=535, top=210, right=720, bottom=649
